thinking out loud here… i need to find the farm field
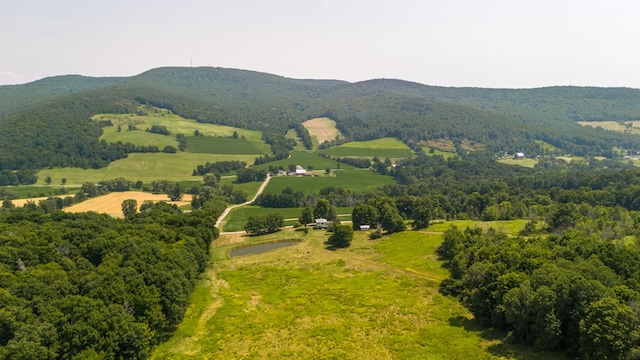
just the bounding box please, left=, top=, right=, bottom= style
left=263, top=170, right=395, bottom=195
left=36, top=153, right=256, bottom=184
left=427, top=219, right=529, bottom=234
left=0, top=185, right=79, bottom=199
left=251, top=151, right=355, bottom=171
left=186, top=136, right=266, bottom=154
left=421, top=147, right=457, bottom=159
left=497, top=157, right=538, bottom=168
left=64, top=191, right=192, bottom=217
left=222, top=205, right=353, bottom=232
left=151, top=227, right=565, bottom=360
left=95, top=108, right=266, bottom=145
left=302, top=117, right=342, bottom=148
left=577, top=120, right=640, bottom=134
left=320, top=138, right=414, bottom=158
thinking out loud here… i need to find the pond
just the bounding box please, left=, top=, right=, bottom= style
left=229, top=241, right=299, bottom=258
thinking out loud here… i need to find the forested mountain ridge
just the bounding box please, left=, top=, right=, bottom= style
left=1, top=66, right=640, bottom=170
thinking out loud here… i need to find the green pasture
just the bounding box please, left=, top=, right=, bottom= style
left=321, top=138, right=414, bottom=158
left=534, top=140, right=561, bottom=153
left=100, top=128, right=178, bottom=148
left=422, top=147, right=458, bottom=159
left=186, top=136, right=265, bottom=155
left=497, top=158, right=538, bottom=168
left=94, top=109, right=268, bottom=150
left=340, top=138, right=410, bottom=149
left=219, top=177, right=264, bottom=200
left=152, top=228, right=565, bottom=360
left=222, top=205, right=353, bottom=232
left=285, top=129, right=306, bottom=151
left=251, top=151, right=354, bottom=171
left=264, top=170, right=395, bottom=195
left=428, top=219, right=529, bottom=235
left=36, top=153, right=256, bottom=184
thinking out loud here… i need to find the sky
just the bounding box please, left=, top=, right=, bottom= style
left=1, top=0, right=640, bottom=88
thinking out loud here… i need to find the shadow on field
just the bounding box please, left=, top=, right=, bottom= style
left=448, top=316, right=568, bottom=360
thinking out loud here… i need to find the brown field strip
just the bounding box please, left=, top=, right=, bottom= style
left=302, top=117, right=342, bottom=144
left=64, top=192, right=192, bottom=217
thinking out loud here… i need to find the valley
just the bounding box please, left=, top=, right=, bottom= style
left=2, top=67, right=640, bottom=359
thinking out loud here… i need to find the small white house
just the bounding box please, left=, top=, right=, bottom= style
left=314, top=218, right=328, bottom=229
left=295, top=165, right=306, bottom=175
left=514, top=152, right=525, bottom=160
left=359, top=225, right=371, bottom=231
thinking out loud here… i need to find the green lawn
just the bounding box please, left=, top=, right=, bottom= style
left=222, top=206, right=353, bottom=232
left=36, top=153, right=257, bottom=184
left=251, top=151, right=355, bottom=171
left=263, top=170, right=395, bottom=195
left=151, top=228, right=566, bottom=360
left=187, top=136, right=265, bottom=155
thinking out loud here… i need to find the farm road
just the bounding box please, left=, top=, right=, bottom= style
left=215, top=174, right=271, bottom=229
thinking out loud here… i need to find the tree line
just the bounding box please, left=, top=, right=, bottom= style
left=0, top=199, right=224, bottom=359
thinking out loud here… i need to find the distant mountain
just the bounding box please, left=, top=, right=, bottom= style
left=1, top=66, right=640, bottom=170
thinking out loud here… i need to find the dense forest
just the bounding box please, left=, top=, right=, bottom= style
left=0, top=200, right=224, bottom=358
left=1, top=67, right=640, bottom=170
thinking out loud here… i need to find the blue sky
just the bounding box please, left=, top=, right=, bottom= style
left=2, top=0, right=639, bottom=88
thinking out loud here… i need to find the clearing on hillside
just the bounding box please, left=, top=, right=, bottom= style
left=302, top=118, right=342, bottom=147
left=320, top=138, right=414, bottom=158
left=64, top=191, right=192, bottom=217
left=94, top=106, right=270, bottom=154
left=37, top=153, right=256, bottom=184
left=578, top=120, right=640, bottom=135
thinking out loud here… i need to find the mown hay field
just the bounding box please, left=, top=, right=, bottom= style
left=64, top=191, right=192, bottom=217
left=302, top=117, right=342, bottom=148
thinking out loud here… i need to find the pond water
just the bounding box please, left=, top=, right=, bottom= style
left=229, top=241, right=299, bottom=258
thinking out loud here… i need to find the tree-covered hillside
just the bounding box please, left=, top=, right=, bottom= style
left=1, top=67, right=640, bottom=171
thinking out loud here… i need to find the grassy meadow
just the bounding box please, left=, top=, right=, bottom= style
left=497, top=158, right=538, bottom=168
left=264, top=170, right=395, bottom=195
left=251, top=151, right=355, bottom=171
left=421, top=147, right=458, bottom=159
left=36, top=153, right=256, bottom=184
left=95, top=108, right=266, bottom=146
left=321, top=138, right=414, bottom=158
left=151, top=225, right=565, bottom=360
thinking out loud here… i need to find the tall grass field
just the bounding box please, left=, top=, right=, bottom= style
left=151, top=227, right=566, bottom=359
